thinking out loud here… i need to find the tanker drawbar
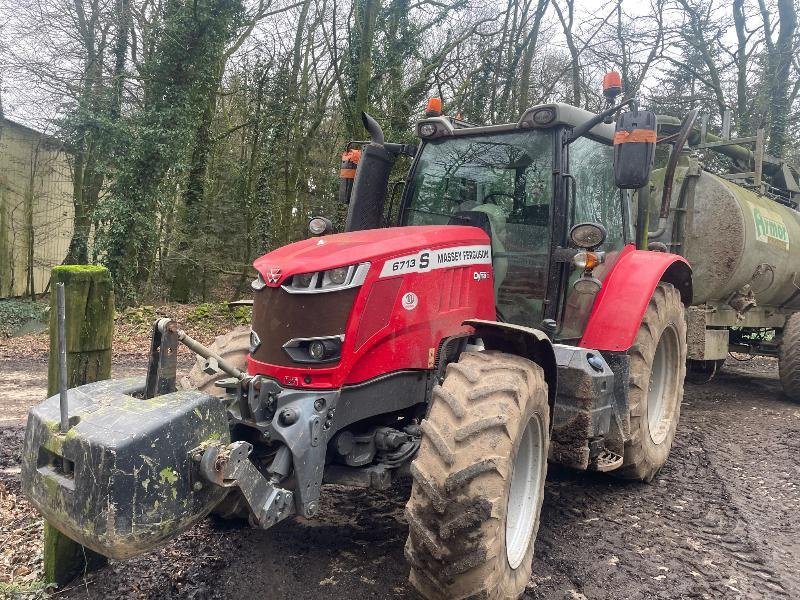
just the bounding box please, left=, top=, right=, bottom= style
left=21, top=378, right=230, bottom=559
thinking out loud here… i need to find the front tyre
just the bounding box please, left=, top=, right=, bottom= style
left=615, top=282, right=686, bottom=482
left=180, top=326, right=250, bottom=395
left=405, top=351, right=550, bottom=600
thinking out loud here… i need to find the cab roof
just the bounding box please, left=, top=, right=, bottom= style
left=416, top=102, right=615, bottom=145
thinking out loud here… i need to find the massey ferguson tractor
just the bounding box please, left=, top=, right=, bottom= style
left=21, top=75, right=800, bottom=599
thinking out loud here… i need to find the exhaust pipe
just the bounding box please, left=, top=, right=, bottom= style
left=362, top=112, right=385, bottom=145
left=345, top=112, right=395, bottom=232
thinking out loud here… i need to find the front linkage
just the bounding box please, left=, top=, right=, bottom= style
left=147, top=318, right=335, bottom=522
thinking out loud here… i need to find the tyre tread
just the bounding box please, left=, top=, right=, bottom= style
left=614, top=282, right=686, bottom=482
left=779, top=313, right=800, bottom=402
left=406, top=351, right=550, bottom=600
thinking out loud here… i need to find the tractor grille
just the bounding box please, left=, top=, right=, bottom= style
left=251, top=286, right=358, bottom=368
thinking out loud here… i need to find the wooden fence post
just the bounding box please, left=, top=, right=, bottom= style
left=44, top=265, right=114, bottom=586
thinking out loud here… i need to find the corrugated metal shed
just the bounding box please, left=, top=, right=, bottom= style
left=0, top=118, right=73, bottom=297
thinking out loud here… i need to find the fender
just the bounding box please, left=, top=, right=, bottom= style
left=580, top=245, right=692, bottom=352
left=463, top=319, right=557, bottom=413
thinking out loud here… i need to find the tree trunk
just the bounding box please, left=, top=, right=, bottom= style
left=517, top=0, right=549, bottom=114
left=766, top=0, right=796, bottom=155
left=352, top=0, right=380, bottom=136
left=732, top=0, right=750, bottom=134
left=552, top=0, right=581, bottom=107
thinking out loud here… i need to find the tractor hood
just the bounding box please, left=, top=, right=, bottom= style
left=253, top=225, right=490, bottom=287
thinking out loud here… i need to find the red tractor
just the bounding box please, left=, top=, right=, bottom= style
left=23, top=92, right=692, bottom=599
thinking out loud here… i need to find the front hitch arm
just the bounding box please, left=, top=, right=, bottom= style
left=199, top=441, right=295, bottom=528
left=145, top=318, right=248, bottom=399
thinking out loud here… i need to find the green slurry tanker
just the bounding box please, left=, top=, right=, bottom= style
left=648, top=114, right=800, bottom=393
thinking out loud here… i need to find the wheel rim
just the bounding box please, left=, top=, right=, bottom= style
left=647, top=324, right=679, bottom=445
left=505, top=413, right=544, bottom=570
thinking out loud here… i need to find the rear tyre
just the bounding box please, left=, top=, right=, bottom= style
left=614, top=282, right=686, bottom=482
left=405, top=351, right=550, bottom=600
left=779, top=313, right=800, bottom=402
left=180, top=326, right=250, bottom=396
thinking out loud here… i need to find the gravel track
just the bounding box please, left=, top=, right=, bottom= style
left=0, top=355, right=797, bottom=599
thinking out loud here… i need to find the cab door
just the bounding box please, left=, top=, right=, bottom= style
left=557, top=136, right=631, bottom=342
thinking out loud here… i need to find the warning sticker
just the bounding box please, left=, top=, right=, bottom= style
left=750, top=203, right=790, bottom=250
left=379, top=245, right=492, bottom=278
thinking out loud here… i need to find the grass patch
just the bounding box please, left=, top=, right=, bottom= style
left=0, top=579, right=51, bottom=598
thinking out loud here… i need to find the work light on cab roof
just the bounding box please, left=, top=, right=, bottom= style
left=603, top=70, right=623, bottom=101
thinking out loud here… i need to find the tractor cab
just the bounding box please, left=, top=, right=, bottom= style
left=397, top=103, right=633, bottom=341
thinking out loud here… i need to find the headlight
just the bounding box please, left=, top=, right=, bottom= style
left=531, top=107, right=555, bottom=125
left=283, top=262, right=370, bottom=294
left=573, top=274, right=602, bottom=295
left=293, top=272, right=315, bottom=288
left=283, top=335, right=343, bottom=363
left=569, top=222, right=607, bottom=249
left=308, top=340, right=326, bottom=360
left=327, top=267, right=349, bottom=285
left=309, top=216, right=333, bottom=236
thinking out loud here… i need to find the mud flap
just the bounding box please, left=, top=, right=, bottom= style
left=21, top=377, right=230, bottom=559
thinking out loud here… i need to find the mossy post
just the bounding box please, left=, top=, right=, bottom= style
left=44, top=265, right=113, bottom=585
left=47, top=265, right=114, bottom=395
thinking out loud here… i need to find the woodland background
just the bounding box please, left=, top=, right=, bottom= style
left=0, top=0, right=798, bottom=305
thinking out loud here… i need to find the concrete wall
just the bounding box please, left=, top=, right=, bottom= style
left=0, top=118, right=74, bottom=297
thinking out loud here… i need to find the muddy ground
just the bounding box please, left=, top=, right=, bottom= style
left=1, top=354, right=798, bottom=599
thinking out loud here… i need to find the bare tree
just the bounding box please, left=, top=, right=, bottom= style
left=758, top=0, right=797, bottom=154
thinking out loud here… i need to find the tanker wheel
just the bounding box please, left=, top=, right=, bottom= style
left=779, top=313, right=800, bottom=402
left=405, top=351, right=550, bottom=600
left=181, top=326, right=251, bottom=520
left=180, top=325, right=251, bottom=396
left=614, top=282, right=686, bottom=482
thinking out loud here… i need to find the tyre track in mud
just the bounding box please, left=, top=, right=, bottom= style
left=1, top=356, right=798, bottom=599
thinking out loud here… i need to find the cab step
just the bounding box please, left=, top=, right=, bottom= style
left=591, top=450, right=623, bottom=472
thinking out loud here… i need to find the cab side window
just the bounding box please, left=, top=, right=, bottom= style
left=569, top=137, right=625, bottom=250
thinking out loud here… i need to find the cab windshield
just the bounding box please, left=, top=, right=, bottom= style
left=402, top=131, right=553, bottom=327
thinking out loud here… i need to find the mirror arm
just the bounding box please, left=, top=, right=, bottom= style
left=565, top=98, right=635, bottom=146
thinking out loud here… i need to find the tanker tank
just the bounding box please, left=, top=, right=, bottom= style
left=649, top=164, right=800, bottom=311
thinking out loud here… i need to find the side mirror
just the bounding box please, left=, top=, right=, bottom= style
left=613, top=110, right=656, bottom=189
